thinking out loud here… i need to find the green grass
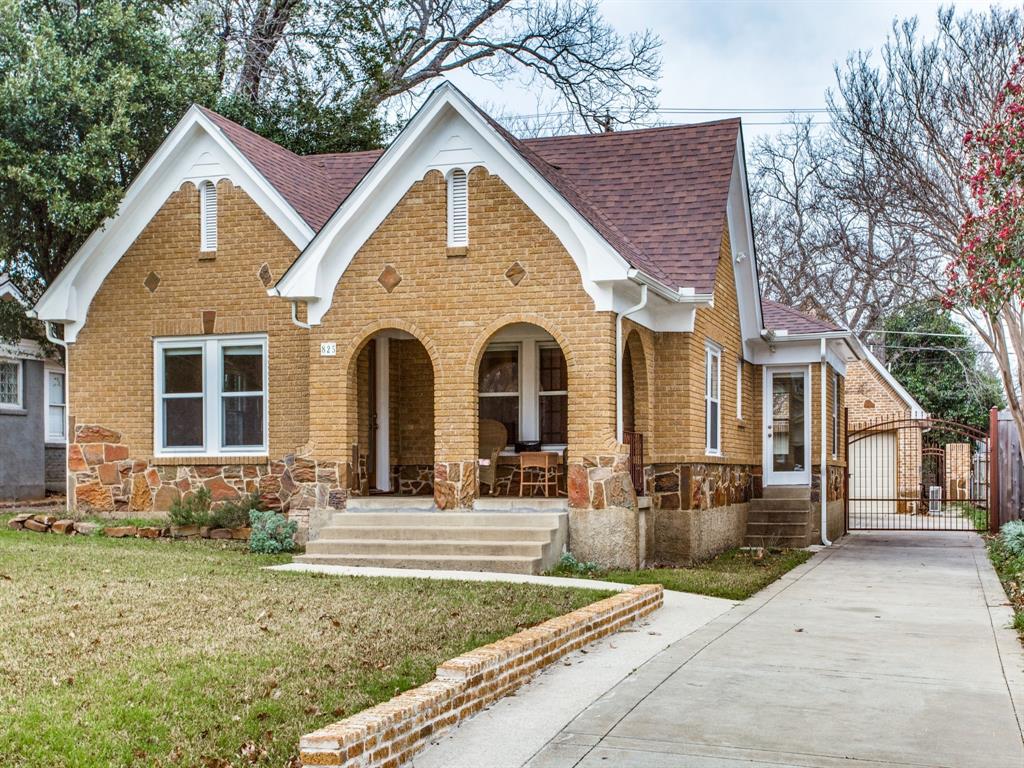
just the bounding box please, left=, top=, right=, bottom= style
left=985, top=535, right=1024, bottom=637
left=950, top=502, right=990, bottom=532
left=0, top=521, right=610, bottom=767
left=548, top=547, right=813, bottom=601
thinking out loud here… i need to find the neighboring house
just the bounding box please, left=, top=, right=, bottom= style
left=0, top=274, right=66, bottom=500
left=846, top=347, right=928, bottom=515
left=32, top=83, right=859, bottom=570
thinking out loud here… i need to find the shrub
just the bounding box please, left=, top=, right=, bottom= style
left=168, top=487, right=213, bottom=528
left=549, top=552, right=604, bottom=578
left=249, top=509, right=297, bottom=554
left=1000, top=520, right=1024, bottom=557
left=209, top=493, right=265, bottom=530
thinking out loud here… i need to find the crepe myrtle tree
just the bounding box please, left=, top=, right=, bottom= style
left=946, top=49, right=1024, bottom=457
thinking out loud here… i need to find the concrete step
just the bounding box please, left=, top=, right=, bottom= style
left=317, top=524, right=557, bottom=542
left=347, top=496, right=437, bottom=512
left=745, top=521, right=809, bottom=535
left=749, top=498, right=810, bottom=512
left=330, top=511, right=564, bottom=528
left=746, top=510, right=809, bottom=525
left=293, top=553, right=543, bottom=575
left=472, top=497, right=568, bottom=512
left=744, top=535, right=809, bottom=548
left=306, top=538, right=547, bottom=558
left=762, top=485, right=811, bottom=500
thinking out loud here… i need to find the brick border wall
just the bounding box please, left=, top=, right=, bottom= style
left=299, top=584, right=664, bottom=768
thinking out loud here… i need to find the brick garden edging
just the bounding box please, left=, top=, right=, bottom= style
left=299, top=583, right=663, bottom=768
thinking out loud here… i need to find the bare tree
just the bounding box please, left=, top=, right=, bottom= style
left=174, top=0, right=661, bottom=132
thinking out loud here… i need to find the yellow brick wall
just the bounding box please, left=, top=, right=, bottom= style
left=307, top=167, right=618, bottom=466
left=69, top=180, right=309, bottom=460
left=391, top=339, right=435, bottom=465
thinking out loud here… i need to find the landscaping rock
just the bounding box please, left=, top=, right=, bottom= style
left=12, top=513, right=31, bottom=523
left=170, top=525, right=199, bottom=538
left=229, top=527, right=252, bottom=540
left=208, top=528, right=232, bottom=540
left=104, top=526, right=137, bottom=538
left=7, top=519, right=25, bottom=531
left=51, top=520, right=76, bottom=535
left=73, top=522, right=99, bottom=535
left=32, top=515, right=57, bottom=526
left=137, top=526, right=164, bottom=539
left=24, top=519, right=50, bottom=533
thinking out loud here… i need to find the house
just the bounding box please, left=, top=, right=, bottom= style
left=0, top=274, right=66, bottom=500
left=32, top=83, right=858, bottom=570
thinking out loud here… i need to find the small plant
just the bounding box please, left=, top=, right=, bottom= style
left=209, top=493, right=265, bottom=529
left=1000, top=520, right=1024, bottom=557
left=168, top=487, right=213, bottom=528
left=249, top=509, right=297, bottom=554
left=548, top=552, right=604, bottom=578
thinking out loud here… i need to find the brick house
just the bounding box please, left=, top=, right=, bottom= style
left=32, top=83, right=859, bottom=570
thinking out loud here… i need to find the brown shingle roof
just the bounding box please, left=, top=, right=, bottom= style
left=761, top=299, right=842, bottom=334
left=198, top=104, right=741, bottom=293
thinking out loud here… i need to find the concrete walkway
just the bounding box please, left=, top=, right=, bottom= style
left=418, top=532, right=1024, bottom=768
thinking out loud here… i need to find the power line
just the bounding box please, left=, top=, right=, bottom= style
left=863, top=328, right=974, bottom=339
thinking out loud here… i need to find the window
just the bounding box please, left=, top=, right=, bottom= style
left=0, top=359, right=22, bottom=409
left=705, top=343, right=721, bottom=454
left=46, top=370, right=66, bottom=442
left=447, top=169, right=468, bottom=246
left=155, top=335, right=267, bottom=455
left=539, top=345, right=568, bottom=445
left=831, top=369, right=840, bottom=457
left=479, top=347, right=519, bottom=445
left=736, top=358, right=744, bottom=419
left=200, top=180, right=217, bottom=252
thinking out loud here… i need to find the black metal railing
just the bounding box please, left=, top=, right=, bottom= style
left=623, top=430, right=645, bottom=495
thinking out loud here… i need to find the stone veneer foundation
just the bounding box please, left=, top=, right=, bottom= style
left=299, top=584, right=663, bottom=768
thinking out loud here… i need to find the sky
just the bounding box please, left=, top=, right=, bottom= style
left=448, top=0, right=1015, bottom=144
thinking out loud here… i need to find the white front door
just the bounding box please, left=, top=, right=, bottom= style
left=765, top=368, right=811, bottom=486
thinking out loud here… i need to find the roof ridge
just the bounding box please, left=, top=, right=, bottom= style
left=523, top=117, right=742, bottom=144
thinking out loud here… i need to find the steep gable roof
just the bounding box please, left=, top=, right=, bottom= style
left=762, top=299, right=842, bottom=334
left=199, top=104, right=740, bottom=294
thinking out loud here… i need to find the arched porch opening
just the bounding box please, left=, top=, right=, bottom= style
left=622, top=330, right=651, bottom=494
left=350, top=329, right=435, bottom=496
left=474, top=322, right=570, bottom=497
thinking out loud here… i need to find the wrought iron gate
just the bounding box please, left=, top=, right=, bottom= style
left=845, top=414, right=994, bottom=532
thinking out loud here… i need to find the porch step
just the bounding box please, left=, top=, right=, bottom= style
left=297, top=511, right=567, bottom=575
left=746, top=509, right=809, bottom=524
left=762, top=485, right=811, bottom=500
left=743, top=488, right=812, bottom=548
left=347, top=496, right=437, bottom=512
left=472, top=497, right=568, bottom=512
left=749, top=498, right=810, bottom=512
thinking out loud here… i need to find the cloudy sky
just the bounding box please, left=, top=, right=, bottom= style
left=449, top=0, right=1014, bottom=144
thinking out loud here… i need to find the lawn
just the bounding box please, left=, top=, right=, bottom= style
left=549, top=547, right=813, bottom=601
left=0, top=523, right=610, bottom=768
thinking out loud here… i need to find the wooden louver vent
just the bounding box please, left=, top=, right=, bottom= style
left=200, top=181, right=218, bottom=252
left=447, top=169, right=468, bottom=247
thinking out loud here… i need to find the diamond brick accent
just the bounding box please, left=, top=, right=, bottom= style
left=505, top=261, right=526, bottom=286
left=377, top=264, right=402, bottom=293
left=143, top=272, right=161, bottom=293
left=258, top=262, right=273, bottom=287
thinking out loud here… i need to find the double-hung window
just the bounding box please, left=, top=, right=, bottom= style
left=538, top=345, right=568, bottom=445
left=46, top=370, right=66, bottom=442
left=0, top=358, right=22, bottom=410
left=831, top=369, right=840, bottom=457
left=736, top=358, right=744, bottom=420
left=705, top=343, right=722, bottom=455
left=155, top=335, right=267, bottom=455
left=479, top=346, right=520, bottom=444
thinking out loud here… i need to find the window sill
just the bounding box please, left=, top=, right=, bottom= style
left=0, top=407, right=27, bottom=416
left=151, top=454, right=269, bottom=466
left=45, top=440, right=67, bottom=448
left=446, top=246, right=468, bottom=258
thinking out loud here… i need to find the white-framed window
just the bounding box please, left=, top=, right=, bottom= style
left=447, top=169, right=469, bottom=246
left=154, top=334, right=268, bottom=456
left=0, top=358, right=22, bottom=410
left=736, top=357, right=744, bottom=420
left=705, top=342, right=722, bottom=455
left=831, top=369, right=840, bottom=458
left=200, top=180, right=218, bottom=252
left=478, top=340, right=568, bottom=449
left=46, top=369, right=66, bottom=442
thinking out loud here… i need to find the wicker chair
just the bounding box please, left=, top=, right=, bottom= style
left=478, top=419, right=508, bottom=496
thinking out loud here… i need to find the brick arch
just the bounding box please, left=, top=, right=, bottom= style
left=623, top=328, right=654, bottom=454
left=342, top=318, right=443, bottom=378
left=466, top=312, right=577, bottom=378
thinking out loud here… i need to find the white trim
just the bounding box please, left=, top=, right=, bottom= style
left=45, top=366, right=67, bottom=443
left=0, top=357, right=23, bottom=410
left=153, top=333, right=269, bottom=457
left=374, top=336, right=391, bottom=492
left=736, top=357, right=744, bottom=420
left=0, top=275, right=26, bottom=306
left=764, top=366, right=812, bottom=486
left=859, top=345, right=927, bottom=418
left=33, top=106, right=315, bottom=341
left=726, top=129, right=765, bottom=356
left=705, top=341, right=722, bottom=456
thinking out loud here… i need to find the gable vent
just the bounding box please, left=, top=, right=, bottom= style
left=200, top=180, right=218, bottom=252
left=447, top=169, right=468, bottom=247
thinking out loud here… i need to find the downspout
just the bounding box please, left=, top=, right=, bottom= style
left=819, top=338, right=832, bottom=546
left=44, top=322, right=71, bottom=510
left=290, top=301, right=311, bottom=330
left=616, top=285, right=648, bottom=443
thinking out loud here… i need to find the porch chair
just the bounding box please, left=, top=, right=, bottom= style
left=478, top=419, right=508, bottom=496
left=519, top=451, right=559, bottom=497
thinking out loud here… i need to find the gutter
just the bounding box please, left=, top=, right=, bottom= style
left=819, top=337, right=831, bottom=546
left=616, top=285, right=648, bottom=443
left=289, top=301, right=312, bottom=330
left=44, top=322, right=72, bottom=511
left=626, top=269, right=713, bottom=305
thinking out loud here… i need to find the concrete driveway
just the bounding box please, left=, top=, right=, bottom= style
left=420, top=532, right=1024, bottom=768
